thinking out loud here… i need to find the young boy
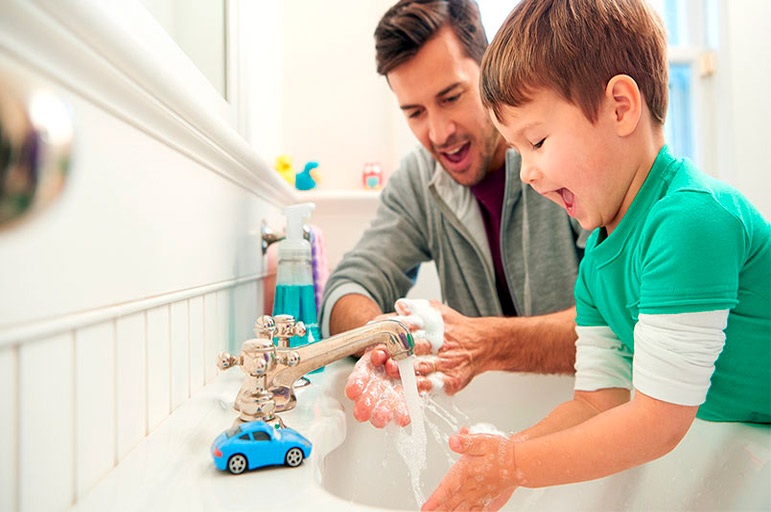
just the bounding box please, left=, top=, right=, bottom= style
left=422, top=0, right=771, bottom=510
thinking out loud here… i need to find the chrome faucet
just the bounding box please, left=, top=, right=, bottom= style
left=217, top=315, right=414, bottom=425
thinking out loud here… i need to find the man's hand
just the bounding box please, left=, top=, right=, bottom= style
left=379, top=301, right=487, bottom=396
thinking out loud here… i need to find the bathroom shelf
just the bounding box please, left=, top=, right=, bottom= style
left=297, top=189, right=381, bottom=202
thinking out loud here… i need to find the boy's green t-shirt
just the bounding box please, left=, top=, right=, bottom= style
left=575, top=145, right=771, bottom=423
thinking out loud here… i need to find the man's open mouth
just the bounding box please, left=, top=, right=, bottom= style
left=441, top=141, right=471, bottom=165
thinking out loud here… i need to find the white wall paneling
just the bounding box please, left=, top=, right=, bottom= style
left=170, top=301, right=190, bottom=411
left=146, top=306, right=172, bottom=433
left=19, top=334, right=75, bottom=511
left=4, top=286, right=266, bottom=511
left=204, top=292, right=223, bottom=384
left=216, top=288, right=235, bottom=355
left=0, top=346, right=18, bottom=512
left=0, top=0, right=295, bottom=509
left=75, top=322, right=117, bottom=500
left=188, top=296, right=206, bottom=396
left=116, top=312, right=148, bottom=463
left=0, top=0, right=294, bottom=334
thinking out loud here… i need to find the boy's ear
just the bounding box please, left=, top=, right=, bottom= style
left=605, top=74, right=641, bottom=137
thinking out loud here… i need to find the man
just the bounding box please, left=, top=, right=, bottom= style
left=319, top=0, right=586, bottom=426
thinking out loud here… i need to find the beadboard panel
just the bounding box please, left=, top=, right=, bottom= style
left=146, top=306, right=172, bottom=433
left=6, top=284, right=266, bottom=512
left=75, top=322, right=117, bottom=500
left=204, top=293, right=222, bottom=383
left=19, top=333, right=75, bottom=512
left=0, top=346, right=18, bottom=512
left=116, top=312, right=148, bottom=463
left=170, top=301, right=190, bottom=411
left=188, top=296, right=206, bottom=396
left=217, top=289, right=234, bottom=356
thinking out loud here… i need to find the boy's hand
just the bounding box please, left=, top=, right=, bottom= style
left=345, top=346, right=411, bottom=428
left=422, top=428, right=519, bottom=511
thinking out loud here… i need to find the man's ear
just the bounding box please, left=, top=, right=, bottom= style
left=605, top=74, right=641, bottom=137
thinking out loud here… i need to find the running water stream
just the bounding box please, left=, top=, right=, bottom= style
left=396, top=356, right=428, bottom=506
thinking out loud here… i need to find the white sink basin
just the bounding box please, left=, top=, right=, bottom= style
left=320, top=361, right=771, bottom=511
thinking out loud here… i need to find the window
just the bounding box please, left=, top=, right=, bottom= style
left=649, top=0, right=713, bottom=165
left=252, top=431, right=271, bottom=442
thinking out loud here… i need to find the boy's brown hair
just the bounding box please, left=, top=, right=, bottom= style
left=374, top=0, right=488, bottom=76
left=480, top=0, right=669, bottom=125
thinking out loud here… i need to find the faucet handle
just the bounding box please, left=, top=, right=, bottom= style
left=254, top=315, right=276, bottom=338
left=272, top=315, right=306, bottom=348
left=278, top=350, right=300, bottom=367
left=216, top=352, right=240, bottom=371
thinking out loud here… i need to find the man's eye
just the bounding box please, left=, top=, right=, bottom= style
left=444, top=94, right=461, bottom=104
left=532, top=138, right=545, bottom=149
left=407, top=110, right=423, bottom=120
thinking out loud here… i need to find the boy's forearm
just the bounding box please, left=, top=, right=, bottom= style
left=513, top=391, right=697, bottom=488
left=511, top=388, right=630, bottom=441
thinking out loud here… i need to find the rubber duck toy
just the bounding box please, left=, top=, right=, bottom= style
left=274, top=154, right=295, bottom=187
left=295, top=161, right=319, bottom=191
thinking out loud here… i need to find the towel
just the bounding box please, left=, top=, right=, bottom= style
left=308, top=224, right=329, bottom=317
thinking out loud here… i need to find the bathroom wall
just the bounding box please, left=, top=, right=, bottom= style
left=0, top=2, right=294, bottom=511
left=713, top=0, right=771, bottom=217
left=267, top=1, right=771, bottom=217
left=275, top=1, right=770, bottom=302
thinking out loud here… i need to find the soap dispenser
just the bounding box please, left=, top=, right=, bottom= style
left=273, top=203, right=323, bottom=368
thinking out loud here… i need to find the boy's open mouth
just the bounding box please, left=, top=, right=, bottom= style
left=560, top=188, right=576, bottom=214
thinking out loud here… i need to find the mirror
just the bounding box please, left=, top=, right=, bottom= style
left=138, top=0, right=227, bottom=98
left=0, top=75, right=73, bottom=229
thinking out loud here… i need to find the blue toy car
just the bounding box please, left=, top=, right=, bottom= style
left=211, top=420, right=312, bottom=474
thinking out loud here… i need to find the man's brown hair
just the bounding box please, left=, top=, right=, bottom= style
left=375, top=0, right=488, bottom=76
left=481, top=0, right=669, bottom=125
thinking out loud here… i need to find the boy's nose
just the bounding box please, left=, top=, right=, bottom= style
left=519, top=160, right=541, bottom=184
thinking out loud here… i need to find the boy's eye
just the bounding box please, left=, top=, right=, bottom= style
left=532, top=138, right=545, bottom=149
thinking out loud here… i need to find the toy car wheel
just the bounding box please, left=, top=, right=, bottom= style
left=227, top=454, right=248, bottom=474
left=285, top=447, right=304, bottom=467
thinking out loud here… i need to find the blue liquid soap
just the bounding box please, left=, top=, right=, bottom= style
left=273, top=284, right=324, bottom=373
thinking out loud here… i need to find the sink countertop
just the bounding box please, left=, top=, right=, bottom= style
left=72, top=359, right=360, bottom=512
left=72, top=355, right=771, bottom=512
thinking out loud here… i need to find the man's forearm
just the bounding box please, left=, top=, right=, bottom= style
left=475, top=307, right=577, bottom=374
left=329, top=293, right=384, bottom=335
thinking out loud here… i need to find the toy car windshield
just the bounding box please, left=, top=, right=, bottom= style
left=224, top=425, right=243, bottom=438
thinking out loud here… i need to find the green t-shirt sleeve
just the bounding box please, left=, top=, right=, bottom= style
left=638, top=192, right=743, bottom=314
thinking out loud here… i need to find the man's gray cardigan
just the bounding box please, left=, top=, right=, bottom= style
left=320, top=147, right=587, bottom=337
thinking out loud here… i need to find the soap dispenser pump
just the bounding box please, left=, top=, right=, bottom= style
left=272, top=203, right=323, bottom=359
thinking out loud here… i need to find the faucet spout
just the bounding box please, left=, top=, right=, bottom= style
left=270, top=319, right=414, bottom=414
